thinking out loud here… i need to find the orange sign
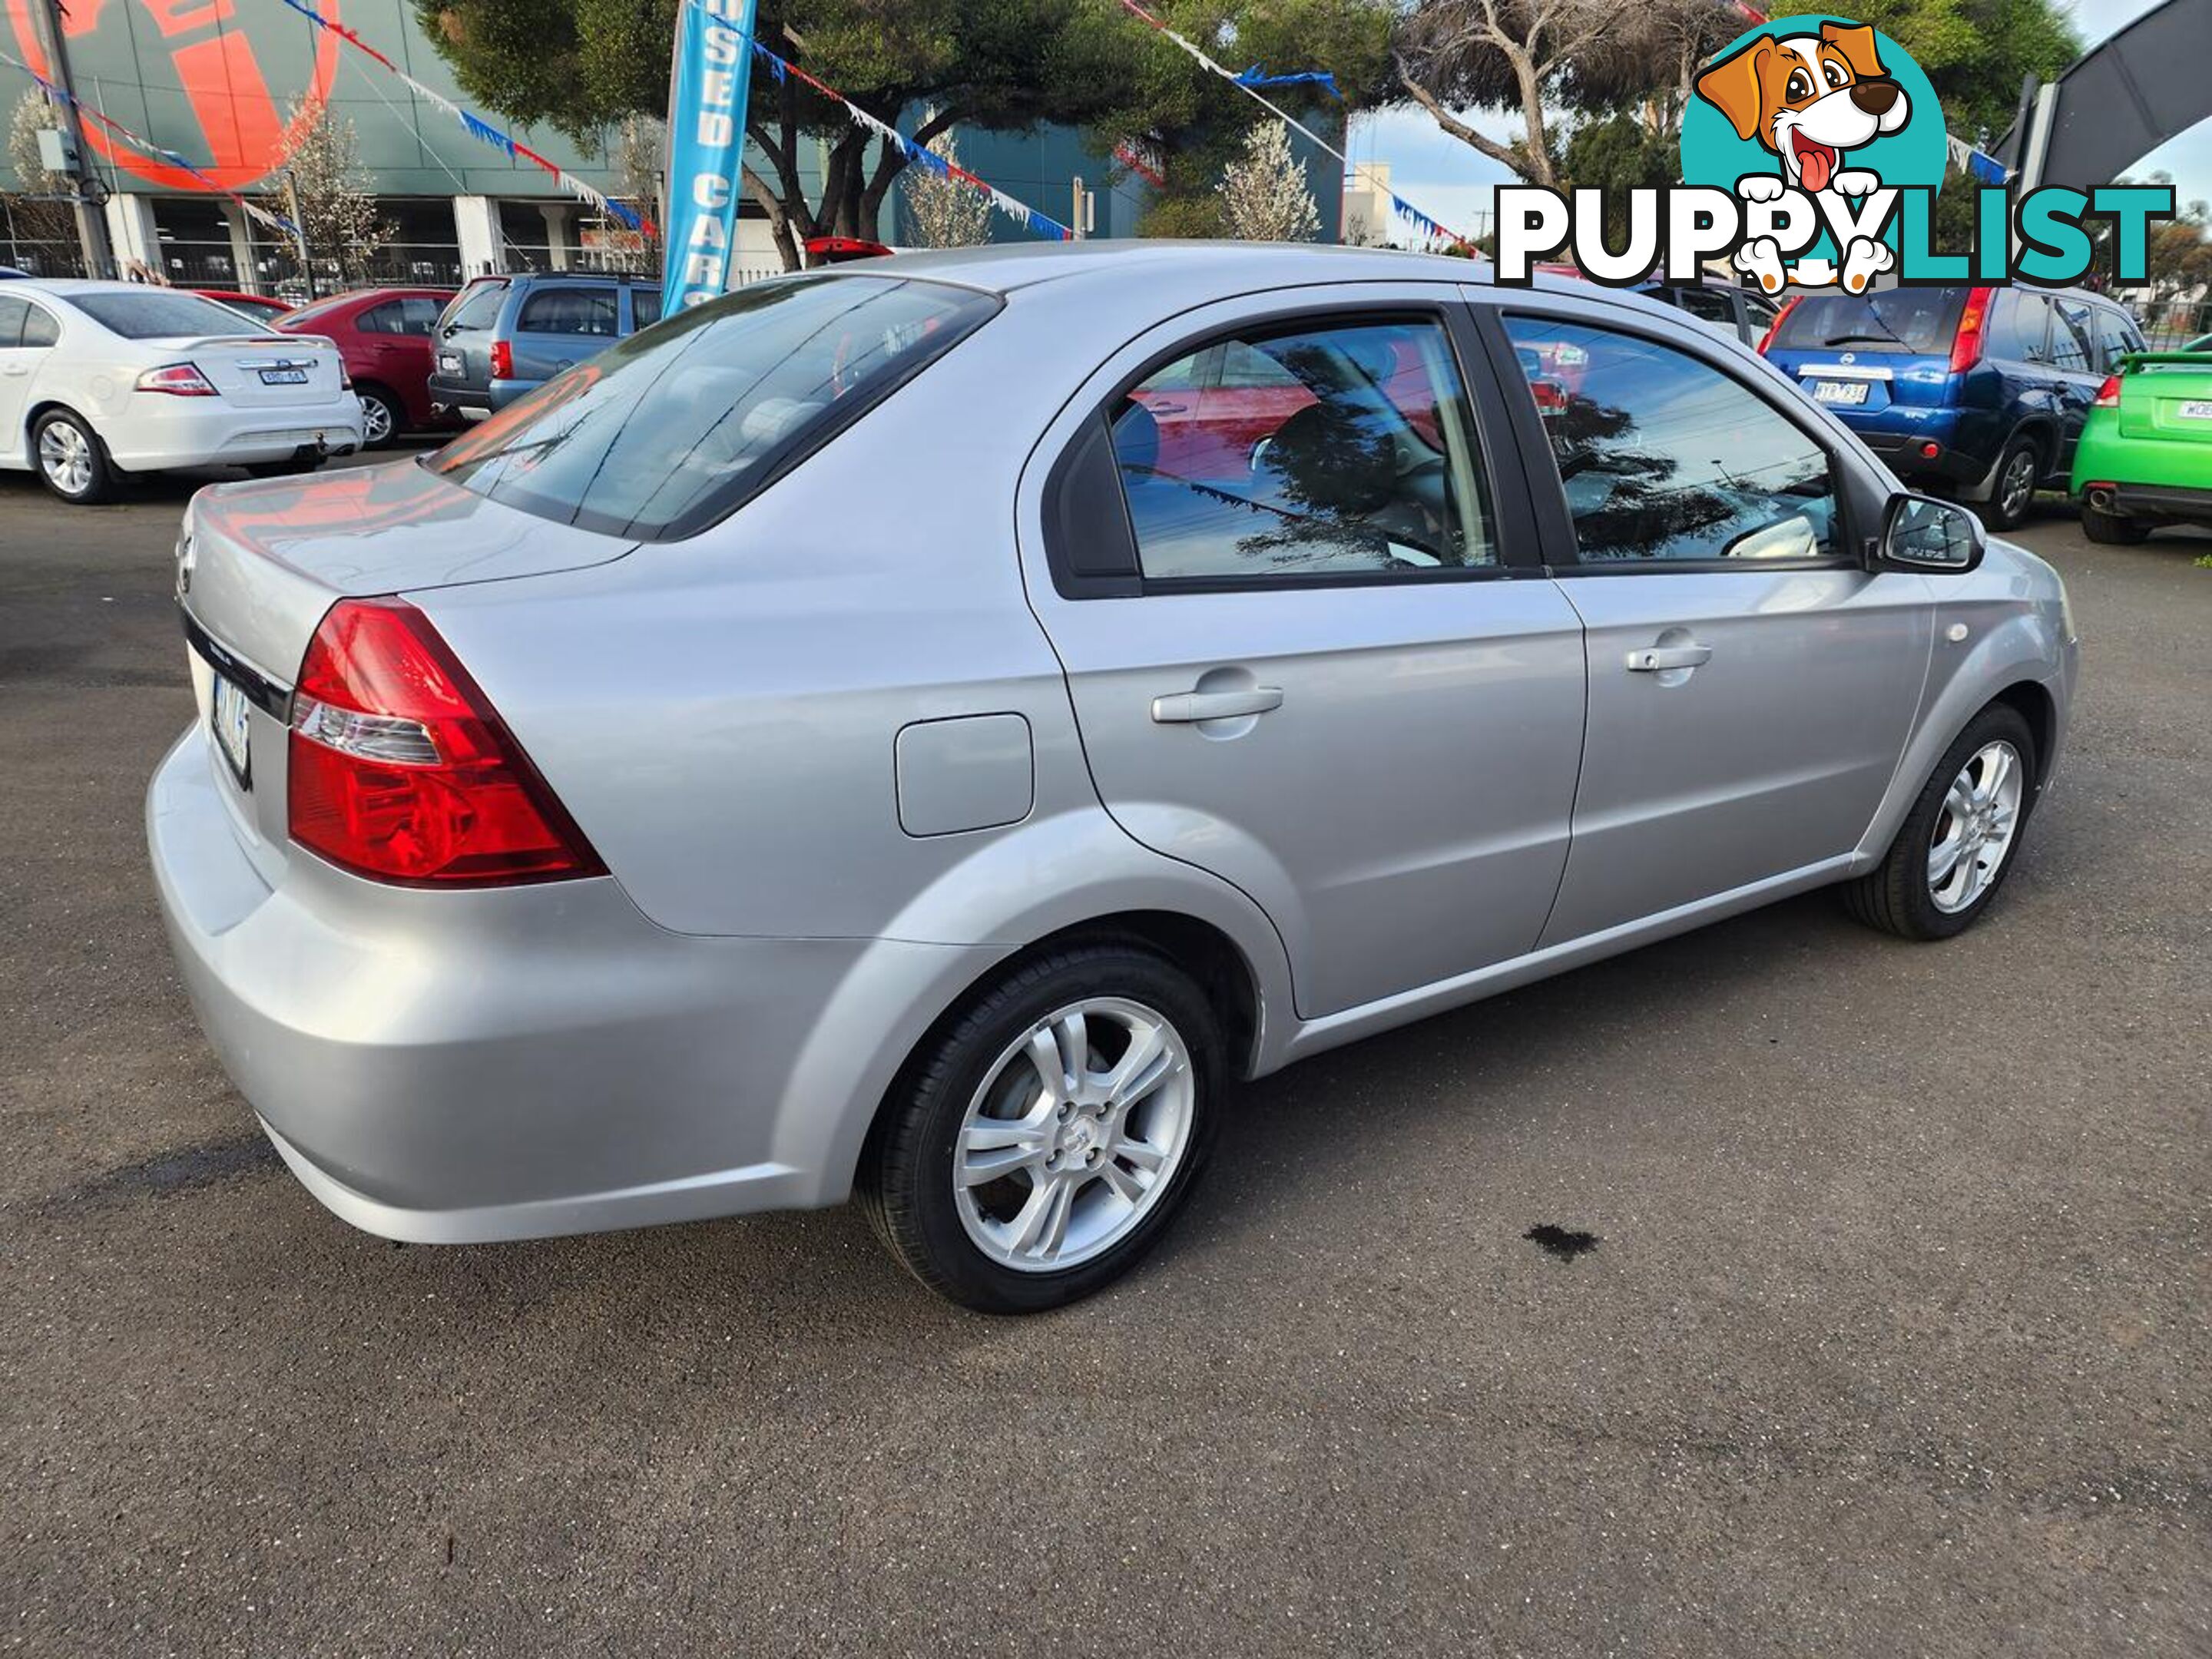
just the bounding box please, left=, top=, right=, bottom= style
left=6, top=0, right=342, bottom=190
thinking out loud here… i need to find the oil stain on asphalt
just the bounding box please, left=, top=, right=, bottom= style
left=1524, top=1224, right=1601, bottom=1261
left=45, top=1134, right=279, bottom=1214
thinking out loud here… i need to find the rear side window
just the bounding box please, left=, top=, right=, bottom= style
left=426, top=274, right=995, bottom=541
left=65, top=290, right=273, bottom=339
left=2089, top=306, right=2141, bottom=369
left=2049, top=302, right=2092, bottom=372
left=361, top=296, right=442, bottom=336
left=1768, top=289, right=1967, bottom=355
left=1990, top=290, right=2051, bottom=363
left=1503, top=316, right=1840, bottom=565
left=20, top=303, right=58, bottom=347
left=442, top=280, right=509, bottom=332
left=631, top=286, right=662, bottom=329
left=1109, top=316, right=1495, bottom=580
left=517, top=287, right=618, bottom=337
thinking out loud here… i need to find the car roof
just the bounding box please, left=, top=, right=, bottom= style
left=862, top=239, right=1505, bottom=296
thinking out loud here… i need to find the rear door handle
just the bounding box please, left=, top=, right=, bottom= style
left=1151, top=687, right=1283, bottom=723
left=1625, top=644, right=1713, bottom=672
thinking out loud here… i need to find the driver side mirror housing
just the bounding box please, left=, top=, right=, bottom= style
left=1873, top=494, right=1985, bottom=574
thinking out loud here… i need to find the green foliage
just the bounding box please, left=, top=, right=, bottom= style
left=1563, top=116, right=1674, bottom=243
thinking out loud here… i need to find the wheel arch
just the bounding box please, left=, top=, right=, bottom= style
left=1989, top=678, right=2058, bottom=783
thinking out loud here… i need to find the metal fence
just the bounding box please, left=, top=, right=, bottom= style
left=2138, top=298, right=2211, bottom=348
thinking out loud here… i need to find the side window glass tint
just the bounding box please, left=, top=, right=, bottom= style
left=359, top=302, right=402, bottom=336
left=1675, top=287, right=1736, bottom=325
left=0, top=296, right=26, bottom=347
left=518, top=289, right=618, bottom=337
left=1998, top=292, right=2051, bottom=363
left=19, top=303, right=58, bottom=348
left=1110, top=317, right=1496, bottom=581
left=397, top=296, right=442, bottom=336
left=631, top=286, right=663, bottom=329
left=1502, top=316, right=1839, bottom=565
left=2049, top=303, right=2091, bottom=373
left=2092, top=308, right=2137, bottom=368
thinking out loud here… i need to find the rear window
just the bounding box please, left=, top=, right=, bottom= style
left=441, top=279, right=510, bottom=333
left=426, top=274, right=997, bottom=541
left=1769, top=289, right=1968, bottom=355
left=65, top=290, right=274, bottom=339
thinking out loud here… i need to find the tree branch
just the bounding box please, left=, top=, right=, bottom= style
left=1396, top=58, right=1536, bottom=179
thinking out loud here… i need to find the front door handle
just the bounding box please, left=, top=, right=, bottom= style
left=1151, top=687, right=1283, bottom=724
left=1625, top=644, right=1713, bottom=673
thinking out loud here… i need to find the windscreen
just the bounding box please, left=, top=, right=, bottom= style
left=1768, top=289, right=1968, bottom=355
left=67, top=290, right=276, bottom=339
left=424, top=274, right=997, bottom=540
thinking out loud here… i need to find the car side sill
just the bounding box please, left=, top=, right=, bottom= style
left=1273, top=856, right=1856, bottom=1070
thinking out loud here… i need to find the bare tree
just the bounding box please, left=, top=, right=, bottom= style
left=264, top=98, right=394, bottom=292
left=901, top=112, right=994, bottom=249
left=599, top=114, right=664, bottom=275
left=4, top=89, right=80, bottom=261
left=1216, top=121, right=1320, bottom=243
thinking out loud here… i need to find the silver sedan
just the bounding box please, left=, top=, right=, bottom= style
left=148, top=243, right=2077, bottom=1311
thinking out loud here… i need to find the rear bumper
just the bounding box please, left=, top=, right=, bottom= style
left=2071, top=432, right=2212, bottom=522
left=427, top=375, right=532, bottom=419
left=104, top=396, right=365, bottom=472
left=1855, top=427, right=1988, bottom=489
left=146, top=727, right=995, bottom=1243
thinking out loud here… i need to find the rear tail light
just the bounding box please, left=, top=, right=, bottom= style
left=489, top=339, right=513, bottom=379
left=286, top=598, right=603, bottom=886
left=136, top=363, right=217, bottom=396
left=339, top=363, right=354, bottom=390
left=1949, top=286, right=1995, bottom=375
left=1756, top=297, right=1798, bottom=356
left=2093, top=374, right=2122, bottom=408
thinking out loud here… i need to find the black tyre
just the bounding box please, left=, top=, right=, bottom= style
left=32, top=409, right=118, bottom=505
left=1984, top=433, right=2042, bottom=531
left=1843, top=704, right=2038, bottom=941
left=2081, top=503, right=2151, bottom=545
left=356, top=385, right=404, bottom=448
left=859, top=942, right=1223, bottom=1313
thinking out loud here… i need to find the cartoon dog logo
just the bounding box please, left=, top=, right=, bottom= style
left=1695, top=22, right=1911, bottom=294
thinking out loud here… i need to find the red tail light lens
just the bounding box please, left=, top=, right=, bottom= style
left=489, top=339, right=513, bottom=379
left=136, top=363, right=218, bottom=396
left=1757, top=297, right=1798, bottom=356
left=2093, top=374, right=2123, bottom=408
left=287, top=598, right=602, bottom=886
left=1949, top=286, right=1995, bottom=375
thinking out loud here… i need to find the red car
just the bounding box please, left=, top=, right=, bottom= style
left=275, top=286, right=459, bottom=447
left=192, top=289, right=294, bottom=326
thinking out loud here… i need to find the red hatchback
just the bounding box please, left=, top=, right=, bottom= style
left=276, top=287, right=458, bottom=447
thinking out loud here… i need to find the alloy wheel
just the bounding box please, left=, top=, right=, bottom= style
left=1928, top=740, right=2024, bottom=913
left=360, top=394, right=394, bottom=445
left=38, top=422, right=92, bottom=497
left=1998, top=449, right=2036, bottom=522
left=952, top=997, right=1195, bottom=1272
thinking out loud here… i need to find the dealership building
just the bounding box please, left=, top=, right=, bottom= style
left=2, top=0, right=1342, bottom=291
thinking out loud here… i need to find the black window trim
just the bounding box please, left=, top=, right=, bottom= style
left=1472, top=300, right=1878, bottom=579
left=1041, top=296, right=1548, bottom=601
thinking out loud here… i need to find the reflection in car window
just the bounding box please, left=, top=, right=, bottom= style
left=65, top=290, right=273, bottom=339
left=1502, top=316, right=1839, bottom=564
left=0, top=295, right=25, bottom=346
left=444, top=280, right=509, bottom=332
left=19, top=303, right=57, bottom=347
left=1109, top=319, right=1494, bottom=581
left=2049, top=303, right=2091, bottom=373
left=518, top=288, right=619, bottom=337
left=427, top=274, right=994, bottom=541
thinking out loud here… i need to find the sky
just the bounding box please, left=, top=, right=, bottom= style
left=1350, top=0, right=2212, bottom=244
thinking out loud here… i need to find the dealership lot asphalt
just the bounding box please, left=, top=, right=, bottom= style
left=2, top=452, right=2206, bottom=1657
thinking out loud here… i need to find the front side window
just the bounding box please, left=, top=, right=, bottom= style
left=1108, top=317, right=1495, bottom=581
left=1503, top=316, right=1840, bottom=565
left=426, top=273, right=995, bottom=541
left=518, top=288, right=618, bottom=337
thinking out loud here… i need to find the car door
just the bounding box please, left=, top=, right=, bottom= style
left=1022, top=291, right=1590, bottom=1019
left=0, top=295, right=32, bottom=459
left=2046, top=298, right=2106, bottom=472
left=1479, top=296, right=1935, bottom=946
left=510, top=284, right=620, bottom=383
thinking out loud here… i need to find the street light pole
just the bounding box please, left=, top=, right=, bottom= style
left=23, top=0, right=114, bottom=278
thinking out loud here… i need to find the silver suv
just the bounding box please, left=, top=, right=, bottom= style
left=150, top=244, right=2077, bottom=1311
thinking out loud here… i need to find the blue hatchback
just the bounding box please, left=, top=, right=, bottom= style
left=426, top=271, right=662, bottom=420
left=1762, top=285, right=2146, bottom=529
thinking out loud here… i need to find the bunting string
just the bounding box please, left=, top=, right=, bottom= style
left=745, top=32, right=1072, bottom=242
left=273, top=0, right=651, bottom=234
left=0, top=45, right=302, bottom=240
left=1111, top=1, right=1482, bottom=254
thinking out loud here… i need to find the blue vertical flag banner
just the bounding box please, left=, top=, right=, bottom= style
left=664, top=0, right=760, bottom=316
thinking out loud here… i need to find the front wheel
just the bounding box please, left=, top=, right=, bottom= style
left=1843, top=704, right=2038, bottom=941
left=859, top=943, right=1222, bottom=1313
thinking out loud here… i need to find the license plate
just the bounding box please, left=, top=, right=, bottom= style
left=2179, top=400, right=2212, bottom=420
left=1811, top=379, right=1869, bottom=406
left=258, top=367, right=308, bottom=386
left=438, top=352, right=461, bottom=373
left=210, top=673, right=253, bottom=788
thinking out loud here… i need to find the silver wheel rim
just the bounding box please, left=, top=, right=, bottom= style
left=361, top=395, right=393, bottom=444
left=38, top=422, right=91, bottom=496
left=953, top=996, right=1196, bottom=1273
left=1928, top=740, right=2025, bottom=913
left=1999, top=449, right=2035, bottom=519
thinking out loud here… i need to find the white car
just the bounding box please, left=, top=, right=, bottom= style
left=0, top=280, right=363, bottom=505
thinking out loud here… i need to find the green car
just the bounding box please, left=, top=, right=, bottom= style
left=2071, top=350, right=2212, bottom=544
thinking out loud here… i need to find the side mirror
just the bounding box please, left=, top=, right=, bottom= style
left=1874, top=493, right=1984, bottom=574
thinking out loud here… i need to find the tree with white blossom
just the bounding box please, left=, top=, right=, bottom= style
left=902, top=113, right=995, bottom=249
left=1215, top=120, right=1320, bottom=243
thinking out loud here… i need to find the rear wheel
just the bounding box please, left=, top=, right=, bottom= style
left=1984, top=434, right=2041, bottom=531
left=859, top=943, right=1222, bottom=1313
left=1844, top=704, right=2037, bottom=941
left=33, top=409, right=117, bottom=505
left=356, top=385, right=402, bottom=448
left=2081, top=503, right=2151, bottom=545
